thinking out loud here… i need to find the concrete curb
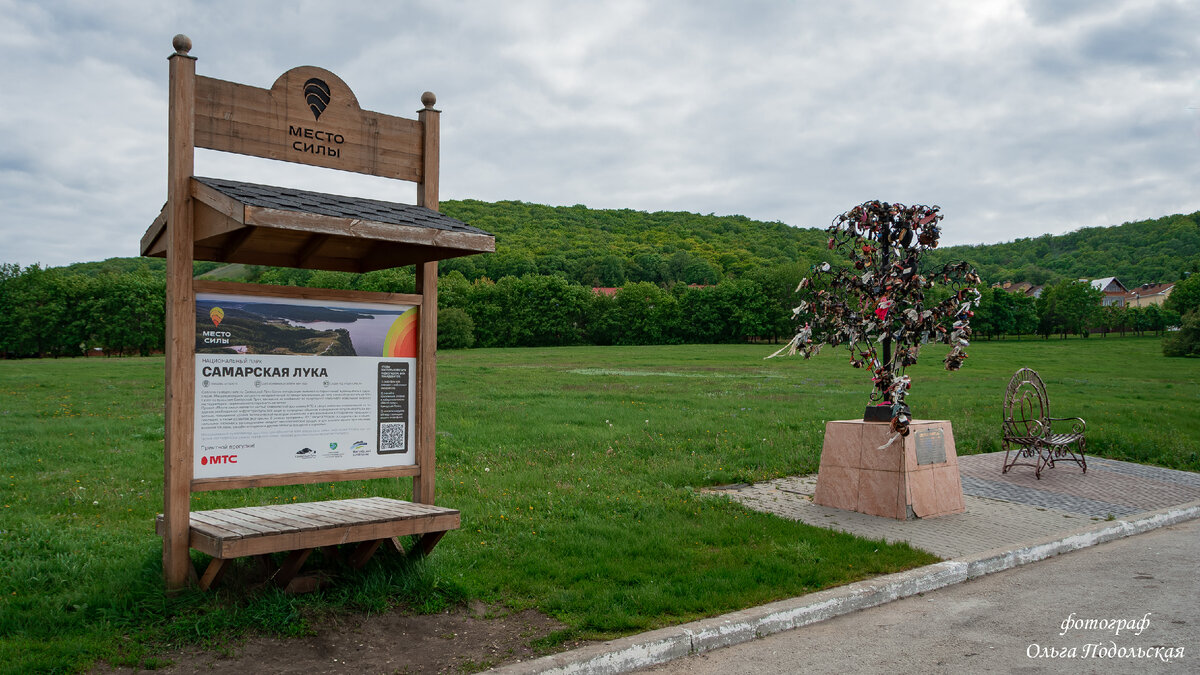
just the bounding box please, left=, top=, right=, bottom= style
left=495, top=499, right=1200, bottom=675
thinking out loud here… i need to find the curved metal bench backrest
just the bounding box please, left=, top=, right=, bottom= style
left=1004, top=367, right=1049, bottom=438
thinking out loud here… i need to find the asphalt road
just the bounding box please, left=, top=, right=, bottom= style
left=644, top=517, right=1199, bottom=674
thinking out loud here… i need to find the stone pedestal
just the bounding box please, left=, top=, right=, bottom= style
left=812, top=419, right=965, bottom=520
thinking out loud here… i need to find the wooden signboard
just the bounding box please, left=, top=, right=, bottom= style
left=194, top=68, right=426, bottom=182
left=148, top=35, right=492, bottom=590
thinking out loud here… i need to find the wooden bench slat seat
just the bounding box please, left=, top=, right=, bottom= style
left=156, top=497, right=459, bottom=589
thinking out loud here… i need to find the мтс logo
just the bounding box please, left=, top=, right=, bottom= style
left=304, top=78, right=331, bottom=121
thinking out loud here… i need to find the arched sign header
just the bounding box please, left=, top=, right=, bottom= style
left=195, top=65, right=427, bottom=182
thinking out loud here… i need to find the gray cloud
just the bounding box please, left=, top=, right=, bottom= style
left=3, top=0, right=1198, bottom=267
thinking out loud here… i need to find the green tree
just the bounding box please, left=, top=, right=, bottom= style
left=611, top=282, right=679, bottom=345
left=597, top=255, right=627, bottom=287
left=747, top=262, right=807, bottom=342
left=676, top=284, right=723, bottom=343
left=437, top=270, right=473, bottom=309
left=1011, top=293, right=1038, bottom=339
left=713, top=278, right=771, bottom=342
left=257, top=267, right=314, bottom=286
left=305, top=270, right=356, bottom=290
left=85, top=271, right=165, bottom=356
left=1096, top=304, right=1123, bottom=337
left=1164, top=274, right=1200, bottom=317
left=1143, top=304, right=1164, bottom=336
left=439, top=255, right=482, bottom=281
left=683, top=259, right=721, bottom=285
left=1128, top=306, right=1147, bottom=336
left=437, top=307, right=475, bottom=349
left=1162, top=310, right=1200, bottom=357
left=1037, top=280, right=1102, bottom=338
left=358, top=267, right=416, bottom=294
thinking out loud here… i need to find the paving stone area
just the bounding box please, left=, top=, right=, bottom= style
left=958, top=475, right=1138, bottom=518
left=708, top=451, right=1200, bottom=560
left=959, top=452, right=1200, bottom=513
left=1084, top=455, right=1200, bottom=487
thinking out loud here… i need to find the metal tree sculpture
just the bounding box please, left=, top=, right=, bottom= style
left=770, top=201, right=981, bottom=437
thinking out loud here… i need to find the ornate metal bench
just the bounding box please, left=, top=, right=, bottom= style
left=1001, top=367, right=1087, bottom=479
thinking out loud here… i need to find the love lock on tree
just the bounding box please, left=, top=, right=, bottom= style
left=771, top=201, right=981, bottom=437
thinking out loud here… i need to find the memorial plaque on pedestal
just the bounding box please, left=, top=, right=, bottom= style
left=812, top=419, right=965, bottom=520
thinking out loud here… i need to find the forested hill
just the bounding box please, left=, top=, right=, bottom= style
left=926, top=211, right=1200, bottom=288
left=435, top=200, right=829, bottom=286
left=39, top=203, right=1200, bottom=288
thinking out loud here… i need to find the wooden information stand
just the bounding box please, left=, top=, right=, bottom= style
left=144, top=35, right=494, bottom=590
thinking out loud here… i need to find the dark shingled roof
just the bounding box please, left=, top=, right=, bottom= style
left=194, top=176, right=490, bottom=237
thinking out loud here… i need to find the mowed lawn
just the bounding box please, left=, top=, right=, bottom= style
left=1, top=337, right=1196, bottom=672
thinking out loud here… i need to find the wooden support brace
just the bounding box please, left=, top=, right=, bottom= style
left=272, top=548, right=313, bottom=588
left=296, top=233, right=330, bottom=267
left=218, top=225, right=256, bottom=260
left=199, top=557, right=230, bottom=591
left=348, top=539, right=384, bottom=569
left=410, top=530, right=447, bottom=558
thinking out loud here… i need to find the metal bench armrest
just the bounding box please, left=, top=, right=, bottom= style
left=1047, top=416, right=1086, bottom=434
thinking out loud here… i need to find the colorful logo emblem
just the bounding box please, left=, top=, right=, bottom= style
left=329, top=442, right=338, bottom=450
left=304, top=78, right=331, bottom=121
left=209, top=306, right=225, bottom=327
left=351, top=441, right=368, bottom=451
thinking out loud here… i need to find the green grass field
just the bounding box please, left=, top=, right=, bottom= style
left=1, top=337, right=1197, bottom=672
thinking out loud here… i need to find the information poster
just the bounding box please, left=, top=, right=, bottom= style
left=192, top=292, right=418, bottom=479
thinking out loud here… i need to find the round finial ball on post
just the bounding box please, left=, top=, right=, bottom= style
left=172, top=34, right=192, bottom=55
left=421, top=91, right=437, bottom=109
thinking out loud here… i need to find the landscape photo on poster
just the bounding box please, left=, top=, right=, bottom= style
left=195, top=293, right=418, bottom=358
left=192, top=292, right=418, bottom=480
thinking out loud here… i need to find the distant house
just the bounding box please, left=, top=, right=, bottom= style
left=1087, top=277, right=1129, bottom=307
left=996, top=281, right=1043, bottom=298
left=592, top=287, right=620, bottom=297
left=1125, top=282, right=1175, bottom=308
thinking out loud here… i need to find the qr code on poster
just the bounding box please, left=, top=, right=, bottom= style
left=380, top=422, right=407, bottom=452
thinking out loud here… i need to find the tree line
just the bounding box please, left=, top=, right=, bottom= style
left=927, top=211, right=1200, bottom=289
left=4, top=259, right=1196, bottom=359
left=6, top=200, right=1200, bottom=358
left=0, top=263, right=165, bottom=358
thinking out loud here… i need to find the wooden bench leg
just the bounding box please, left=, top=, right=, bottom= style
left=389, top=536, right=407, bottom=555
left=410, top=531, right=447, bottom=558
left=272, top=548, right=313, bottom=589
left=258, top=554, right=277, bottom=578
left=348, top=539, right=384, bottom=569
left=198, top=557, right=230, bottom=591
left=321, top=545, right=344, bottom=565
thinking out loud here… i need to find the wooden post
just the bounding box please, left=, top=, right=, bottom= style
left=414, top=262, right=438, bottom=504
left=417, top=92, right=439, bottom=211
left=413, top=93, right=440, bottom=504
left=163, top=34, right=197, bottom=589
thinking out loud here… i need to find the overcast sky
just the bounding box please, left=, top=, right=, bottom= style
left=3, top=0, right=1198, bottom=268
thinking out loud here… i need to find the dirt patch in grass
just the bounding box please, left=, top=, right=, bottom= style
left=94, top=602, right=580, bottom=674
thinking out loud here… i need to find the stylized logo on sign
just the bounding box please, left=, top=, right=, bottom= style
left=209, top=306, right=225, bottom=327
left=304, top=78, right=331, bottom=121
left=200, top=454, right=237, bottom=465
